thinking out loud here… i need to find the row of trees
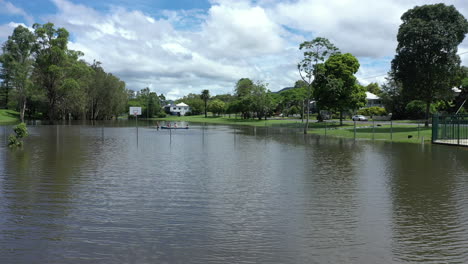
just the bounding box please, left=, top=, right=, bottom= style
left=0, top=23, right=128, bottom=121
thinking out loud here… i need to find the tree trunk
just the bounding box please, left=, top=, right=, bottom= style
left=425, top=101, right=430, bottom=127
left=301, top=100, right=304, bottom=123
left=304, top=98, right=310, bottom=134
left=20, top=99, right=26, bottom=123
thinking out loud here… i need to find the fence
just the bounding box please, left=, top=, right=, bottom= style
left=432, top=114, right=468, bottom=146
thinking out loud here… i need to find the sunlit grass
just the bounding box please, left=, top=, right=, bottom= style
left=0, top=109, right=20, bottom=124
left=310, top=124, right=432, bottom=143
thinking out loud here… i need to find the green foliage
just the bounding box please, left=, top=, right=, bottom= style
left=176, top=93, right=203, bottom=115
left=200, top=89, right=210, bottom=117
left=0, top=24, right=128, bottom=121
left=405, top=100, right=437, bottom=119
left=278, top=83, right=306, bottom=118
left=357, top=107, right=387, bottom=116
left=208, top=99, right=226, bottom=116
left=314, top=53, right=365, bottom=124
left=8, top=122, right=28, bottom=147
left=0, top=25, right=36, bottom=122
left=365, top=83, right=382, bottom=96
left=391, top=4, right=468, bottom=124
left=298, top=37, right=339, bottom=129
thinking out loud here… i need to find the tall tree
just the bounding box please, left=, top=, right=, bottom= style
left=234, top=78, right=255, bottom=119
left=0, top=25, right=36, bottom=122
left=314, top=53, right=366, bottom=125
left=298, top=37, right=339, bottom=134
left=33, top=23, right=72, bottom=120
left=391, top=4, right=468, bottom=126
left=200, top=89, right=210, bottom=117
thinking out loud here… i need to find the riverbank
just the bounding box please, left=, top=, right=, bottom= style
left=152, top=115, right=431, bottom=144
left=151, top=115, right=357, bottom=129
left=0, top=109, right=20, bottom=124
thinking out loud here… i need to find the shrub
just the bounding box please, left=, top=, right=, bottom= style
left=357, top=107, right=387, bottom=116
left=8, top=123, right=28, bottom=148
left=405, top=100, right=436, bottom=119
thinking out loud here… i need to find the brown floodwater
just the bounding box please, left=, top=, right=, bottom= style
left=1, top=121, right=468, bottom=263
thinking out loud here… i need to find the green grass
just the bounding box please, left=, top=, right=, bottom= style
left=0, top=109, right=20, bottom=124
left=310, top=124, right=432, bottom=143
left=152, top=115, right=372, bottom=129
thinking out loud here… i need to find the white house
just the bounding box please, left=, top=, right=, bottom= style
left=164, top=102, right=190, bottom=116
left=366, top=92, right=383, bottom=107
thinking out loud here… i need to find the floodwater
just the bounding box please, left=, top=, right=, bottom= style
left=1, top=121, right=468, bottom=263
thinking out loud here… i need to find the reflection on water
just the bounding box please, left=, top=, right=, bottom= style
left=1, top=122, right=468, bottom=263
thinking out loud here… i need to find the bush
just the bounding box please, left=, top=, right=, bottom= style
left=405, top=100, right=436, bottom=119
left=357, top=107, right=387, bottom=116
left=157, top=112, right=167, bottom=118
left=8, top=123, right=28, bottom=148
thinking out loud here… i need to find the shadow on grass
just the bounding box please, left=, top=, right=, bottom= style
left=353, top=127, right=431, bottom=134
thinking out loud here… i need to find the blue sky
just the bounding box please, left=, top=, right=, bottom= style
left=1, top=0, right=468, bottom=99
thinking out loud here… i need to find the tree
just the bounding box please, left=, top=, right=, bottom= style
left=200, top=89, right=210, bottom=117
left=175, top=93, right=204, bottom=115
left=235, top=78, right=255, bottom=119
left=250, top=82, right=275, bottom=120
left=33, top=23, right=73, bottom=120
left=279, top=81, right=307, bottom=119
left=365, top=82, right=382, bottom=97
left=391, top=4, right=468, bottom=126
left=298, top=37, right=339, bottom=133
left=208, top=99, right=226, bottom=116
left=314, top=53, right=366, bottom=125
left=0, top=25, right=36, bottom=122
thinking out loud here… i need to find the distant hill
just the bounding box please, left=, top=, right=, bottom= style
left=273, top=87, right=294, bottom=94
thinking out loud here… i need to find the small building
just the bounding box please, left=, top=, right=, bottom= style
left=164, top=102, right=190, bottom=116
left=366, top=92, right=383, bottom=107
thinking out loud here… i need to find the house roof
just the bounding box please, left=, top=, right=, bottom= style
left=176, top=102, right=189, bottom=107
left=366, top=92, right=380, bottom=100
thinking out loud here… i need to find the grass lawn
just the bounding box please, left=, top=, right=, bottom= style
left=0, top=109, right=20, bottom=124
left=151, top=115, right=362, bottom=129
left=310, top=124, right=432, bottom=143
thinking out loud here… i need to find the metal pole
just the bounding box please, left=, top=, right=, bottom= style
left=354, top=120, right=356, bottom=140
left=325, top=121, right=327, bottom=136
left=458, top=116, right=460, bottom=146
left=372, top=119, right=375, bottom=140
left=390, top=120, right=393, bottom=141
left=418, top=123, right=420, bottom=139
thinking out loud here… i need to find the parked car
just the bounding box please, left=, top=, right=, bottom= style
left=352, top=115, right=367, bottom=121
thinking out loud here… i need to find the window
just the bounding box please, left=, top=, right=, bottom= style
left=173, top=107, right=176, bottom=110
left=179, top=108, right=181, bottom=110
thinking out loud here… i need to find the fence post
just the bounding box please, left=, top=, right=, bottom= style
left=354, top=120, right=356, bottom=140
left=390, top=120, right=393, bottom=141
left=372, top=119, right=375, bottom=140
left=324, top=121, right=327, bottom=136
left=457, top=116, right=460, bottom=146
left=417, top=123, right=420, bottom=139
left=432, top=114, right=438, bottom=143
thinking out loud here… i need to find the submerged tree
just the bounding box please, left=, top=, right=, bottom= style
left=391, top=4, right=468, bottom=126
left=298, top=37, right=339, bottom=134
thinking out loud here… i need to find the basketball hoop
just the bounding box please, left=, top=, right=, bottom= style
left=133, top=110, right=138, bottom=117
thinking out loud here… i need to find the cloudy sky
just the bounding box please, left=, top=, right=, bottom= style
left=1, top=0, right=468, bottom=99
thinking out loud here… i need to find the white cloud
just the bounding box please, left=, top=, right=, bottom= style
left=0, top=0, right=34, bottom=25
left=4, top=0, right=467, bottom=98
left=0, top=22, right=28, bottom=40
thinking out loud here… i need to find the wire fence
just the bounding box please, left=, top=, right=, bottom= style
left=432, top=114, right=468, bottom=146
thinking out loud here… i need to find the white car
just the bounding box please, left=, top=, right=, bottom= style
left=352, top=115, right=367, bottom=121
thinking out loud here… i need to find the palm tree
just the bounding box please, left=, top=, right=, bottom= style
left=201, top=89, right=210, bottom=117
